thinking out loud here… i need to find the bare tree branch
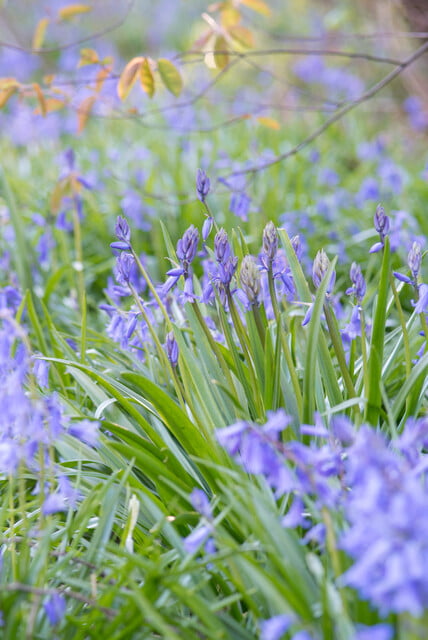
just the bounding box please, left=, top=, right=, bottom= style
left=221, top=39, right=428, bottom=180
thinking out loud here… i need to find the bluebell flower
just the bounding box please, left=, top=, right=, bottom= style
left=240, top=256, right=261, bottom=307
left=354, top=624, right=393, bottom=640
left=111, top=215, right=131, bottom=251
left=369, top=204, right=390, bottom=253
left=260, top=614, right=293, bottom=640
left=190, top=488, right=212, bottom=519
left=413, top=283, right=428, bottom=314
left=355, top=177, right=379, bottom=206
left=196, top=168, right=211, bottom=203
left=165, top=331, right=179, bottom=367
left=44, top=593, right=66, bottom=626
left=230, top=192, right=251, bottom=221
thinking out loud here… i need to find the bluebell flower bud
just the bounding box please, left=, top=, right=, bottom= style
left=240, top=256, right=261, bottom=305
left=202, top=216, right=214, bottom=241
left=214, top=229, right=231, bottom=264
left=374, top=204, right=390, bottom=236
left=262, top=221, right=278, bottom=263
left=196, top=168, right=210, bottom=203
left=408, top=241, right=422, bottom=279
left=176, top=225, right=199, bottom=266
left=313, top=249, right=333, bottom=290
left=347, top=262, right=366, bottom=301
left=165, top=331, right=179, bottom=367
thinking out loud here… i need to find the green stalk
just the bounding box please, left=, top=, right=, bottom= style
left=267, top=271, right=303, bottom=420
left=323, top=304, right=359, bottom=411
left=192, top=301, right=238, bottom=395
left=72, top=205, right=87, bottom=363
left=131, top=248, right=172, bottom=331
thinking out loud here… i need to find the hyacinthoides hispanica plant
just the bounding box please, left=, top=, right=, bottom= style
left=1, top=166, right=428, bottom=637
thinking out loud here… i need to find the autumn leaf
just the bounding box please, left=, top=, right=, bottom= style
left=0, top=87, right=17, bottom=109
left=157, top=59, right=182, bottom=97
left=228, top=25, right=255, bottom=48
left=140, top=58, right=155, bottom=98
left=32, top=83, right=46, bottom=116
left=213, top=36, right=229, bottom=69
left=58, top=3, right=92, bottom=20
left=239, top=0, right=271, bottom=16
left=95, top=66, right=112, bottom=93
left=32, top=17, right=50, bottom=49
left=78, top=48, right=99, bottom=67
left=34, top=98, right=66, bottom=115
left=256, top=116, right=281, bottom=130
left=117, top=57, right=144, bottom=101
left=77, top=95, right=96, bottom=134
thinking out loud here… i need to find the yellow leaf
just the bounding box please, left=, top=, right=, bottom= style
left=213, top=36, right=229, bottom=69
left=228, top=25, right=254, bottom=48
left=43, top=74, right=55, bottom=85
left=32, top=83, right=46, bottom=116
left=78, top=48, right=99, bottom=67
left=34, top=98, right=66, bottom=114
left=157, top=58, right=182, bottom=97
left=117, top=56, right=144, bottom=101
left=220, top=6, right=241, bottom=28
left=140, top=58, right=155, bottom=98
left=77, top=95, right=96, bottom=134
left=58, top=3, right=92, bottom=20
left=0, top=77, right=20, bottom=91
left=239, top=0, right=271, bottom=16
left=32, top=17, right=50, bottom=49
left=0, top=87, right=17, bottom=109
left=256, top=116, right=281, bottom=130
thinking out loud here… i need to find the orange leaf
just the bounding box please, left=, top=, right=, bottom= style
left=213, top=35, right=229, bottom=69
left=32, top=17, right=50, bottom=49
left=78, top=48, right=99, bottom=67
left=58, top=3, right=92, bottom=20
left=95, top=65, right=112, bottom=93
left=256, top=116, right=280, bottom=130
left=77, top=95, right=96, bottom=134
left=117, top=56, right=144, bottom=101
left=32, top=83, right=46, bottom=116
left=239, top=0, right=271, bottom=16
left=228, top=25, right=254, bottom=48
left=51, top=179, right=70, bottom=213
left=0, top=77, right=20, bottom=91
left=35, top=98, right=66, bottom=114
left=0, top=87, right=17, bottom=109
left=43, top=74, right=55, bottom=85
left=193, top=29, right=214, bottom=50
left=140, top=58, right=155, bottom=98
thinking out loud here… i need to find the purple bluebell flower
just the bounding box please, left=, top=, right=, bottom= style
left=346, top=263, right=366, bottom=302
left=165, top=331, right=179, bottom=367
left=260, top=614, right=293, bottom=640
left=190, top=488, right=212, bottom=519
left=32, top=357, right=50, bottom=388
left=183, top=523, right=214, bottom=554
left=413, top=283, right=428, bottom=314
left=44, top=593, right=66, bottom=626
left=408, top=241, right=422, bottom=279
left=176, top=225, right=199, bottom=267
left=111, top=216, right=131, bottom=251
left=68, top=419, right=100, bottom=447
left=370, top=204, right=390, bottom=253
left=196, top=168, right=211, bottom=203
left=230, top=192, right=251, bottom=221
left=114, top=252, right=136, bottom=287
left=354, top=624, right=393, bottom=640
left=355, top=177, right=379, bottom=206
left=202, top=216, right=214, bottom=241
left=214, top=229, right=232, bottom=264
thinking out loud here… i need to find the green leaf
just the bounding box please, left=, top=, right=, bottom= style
left=366, top=237, right=391, bottom=425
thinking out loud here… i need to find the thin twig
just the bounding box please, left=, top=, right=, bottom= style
left=221, top=39, right=428, bottom=179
